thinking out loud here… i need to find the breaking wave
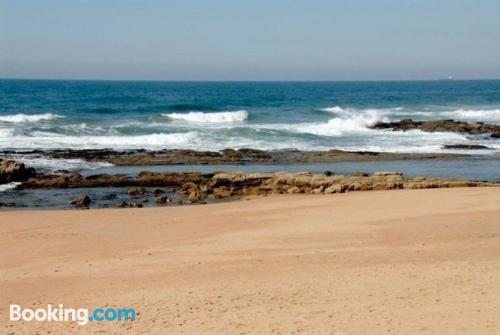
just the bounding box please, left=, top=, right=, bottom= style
left=163, top=110, right=248, bottom=123
left=0, top=113, right=64, bottom=123
left=296, top=109, right=389, bottom=136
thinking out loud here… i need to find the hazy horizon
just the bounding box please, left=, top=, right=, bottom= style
left=1, top=0, right=500, bottom=81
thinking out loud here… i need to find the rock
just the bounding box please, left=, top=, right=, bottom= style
left=0, top=159, right=36, bottom=184
left=492, top=132, right=500, bottom=139
left=324, top=184, right=344, bottom=194
left=210, top=186, right=233, bottom=199
left=153, top=188, right=165, bottom=195
left=352, top=171, right=369, bottom=177
left=178, top=182, right=205, bottom=202
left=443, top=144, right=492, bottom=150
left=155, top=195, right=170, bottom=205
left=128, top=187, right=146, bottom=196
left=71, top=195, right=91, bottom=208
left=373, top=118, right=500, bottom=135
left=294, top=175, right=312, bottom=187
left=131, top=202, right=143, bottom=208
left=117, top=201, right=129, bottom=208
left=287, top=186, right=301, bottom=194
left=373, top=171, right=403, bottom=177
left=323, top=171, right=333, bottom=176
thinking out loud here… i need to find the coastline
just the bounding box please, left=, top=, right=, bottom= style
left=1, top=187, right=499, bottom=334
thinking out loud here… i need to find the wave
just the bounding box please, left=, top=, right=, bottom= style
left=441, top=109, right=500, bottom=123
left=0, top=113, right=64, bottom=123
left=163, top=110, right=248, bottom=123
left=0, top=182, right=21, bottom=192
left=319, top=106, right=346, bottom=113
left=319, top=106, right=404, bottom=114
left=296, top=109, right=388, bottom=136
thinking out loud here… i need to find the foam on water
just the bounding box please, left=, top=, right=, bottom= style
left=441, top=109, right=500, bottom=123
left=0, top=113, right=64, bottom=123
left=295, top=109, right=389, bottom=136
left=163, top=110, right=248, bottom=123
left=0, top=182, right=21, bottom=192
left=0, top=132, right=199, bottom=150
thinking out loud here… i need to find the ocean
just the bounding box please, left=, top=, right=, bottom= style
left=1, top=79, right=500, bottom=173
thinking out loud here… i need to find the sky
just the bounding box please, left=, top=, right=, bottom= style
left=1, top=0, right=500, bottom=81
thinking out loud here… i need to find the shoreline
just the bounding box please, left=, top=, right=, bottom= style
left=1, top=187, right=499, bottom=334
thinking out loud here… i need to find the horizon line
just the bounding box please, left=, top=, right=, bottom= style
left=1, top=77, right=500, bottom=83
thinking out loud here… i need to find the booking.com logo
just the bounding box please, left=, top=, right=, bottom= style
left=10, top=304, right=136, bottom=326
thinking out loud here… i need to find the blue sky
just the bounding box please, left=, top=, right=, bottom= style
left=1, top=0, right=499, bottom=80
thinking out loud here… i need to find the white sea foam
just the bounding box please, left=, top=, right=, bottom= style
left=9, top=156, right=113, bottom=173
left=319, top=106, right=403, bottom=115
left=0, top=132, right=199, bottom=150
left=0, top=113, right=64, bottom=123
left=0, top=182, right=21, bottom=192
left=296, top=109, right=389, bottom=136
left=163, top=110, right=248, bottom=123
left=319, top=106, right=346, bottom=113
left=441, top=109, right=500, bottom=123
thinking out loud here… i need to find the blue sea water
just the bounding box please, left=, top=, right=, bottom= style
left=1, top=79, right=500, bottom=170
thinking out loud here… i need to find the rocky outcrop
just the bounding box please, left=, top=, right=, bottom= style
left=373, top=119, right=500, bottom=138
left=21, top=170, right=495, bottom=205
left=443, top=144, right=492, bottom=150
left=2, top=148, right=462, bottom=167
left=0, top=159, right=36, bottom=184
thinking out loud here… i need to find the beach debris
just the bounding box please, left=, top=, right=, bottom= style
left=71, top=195, right=91, bottom=208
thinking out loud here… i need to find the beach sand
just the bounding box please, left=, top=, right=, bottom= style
left=1, top=187, right=500, bottom=334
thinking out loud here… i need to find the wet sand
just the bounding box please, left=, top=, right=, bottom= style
left=1, top=187, right=500, bottom=334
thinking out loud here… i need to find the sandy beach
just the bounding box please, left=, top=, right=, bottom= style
left=1, top=187, right=500, bottom=334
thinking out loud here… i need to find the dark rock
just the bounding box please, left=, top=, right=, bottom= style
left=131, top=202, right=143, bottom=208
left=352, top=171, right=369, bottom=177
left=71, top=195, right=91, bottom=208
left=155, top=195, right=170, bottom=205
left=0, top=159, right=36, bottom=184
left=117, top=201, right=129, bottom=208
left=443, top=144, right=492, bottom=150
left=323, top=171, right=333, bottom=176
left=153, top=188, right=165, bottom=195
left=373, top=118, right=500, bottom=135
left=491, top=132, right=500, bottom=139
left=127, top=187, right=146, bottom=196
